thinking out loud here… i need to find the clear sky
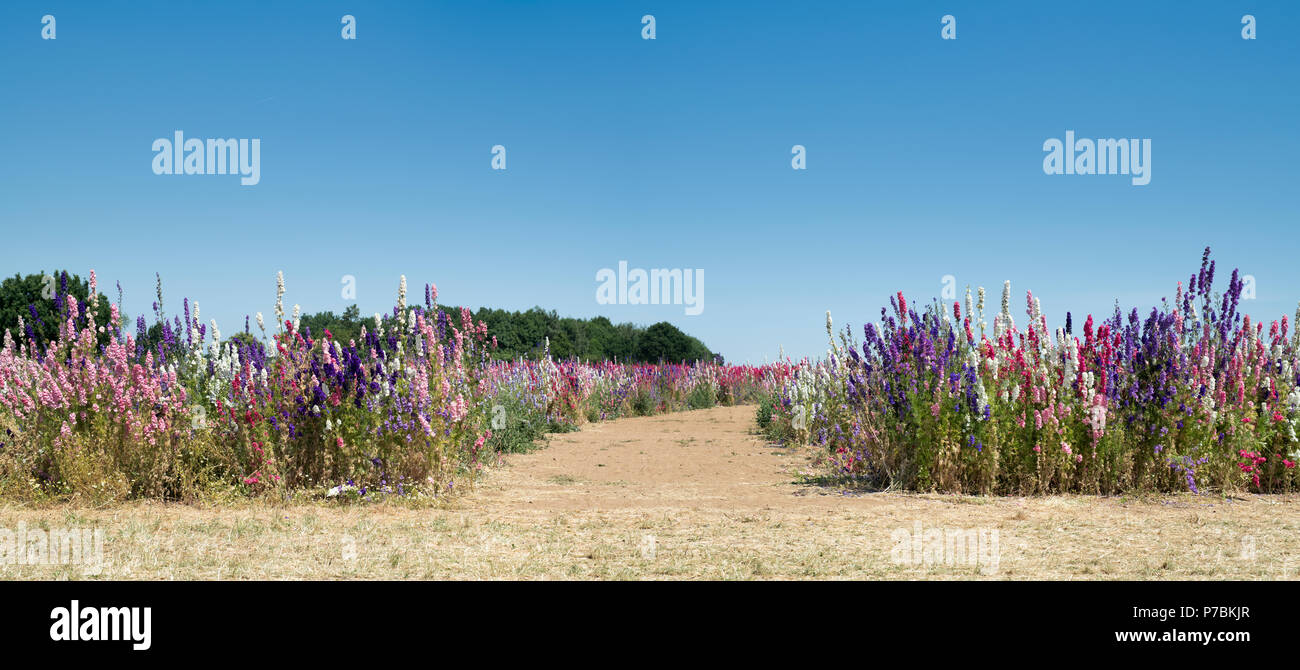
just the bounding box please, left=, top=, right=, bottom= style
left=2, top=1, right=1297, bottom=363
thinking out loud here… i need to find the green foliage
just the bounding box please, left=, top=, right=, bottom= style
left=485, top=395, right=552, bottom=455
left=686, top=382, right=718, bottom=410
left=636, top=321, right=714, bottom=363
left=226, top=331, right=263, bottom=352
left=0, top=270, right=113, bottom=348
left=755, top=392, right=795, bottom=444
left=286, top=304, right=716, bottom=363
left=299, top=304, right=363, bottom=345
left=755, top=394, right=774, bottom=430
left=630, top=388, right=657, bottom=416
left=446, top=306, right=716, bottom=363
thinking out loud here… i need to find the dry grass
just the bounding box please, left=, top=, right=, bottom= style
left=3, top=493, right=1299, bottom=580
left=3, top=405, right=1298, bottom=580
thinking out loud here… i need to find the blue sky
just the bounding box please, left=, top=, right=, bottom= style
left=1, top=1, right=1297, bottom=363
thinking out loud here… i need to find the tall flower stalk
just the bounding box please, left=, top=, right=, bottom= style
left=771, top=249, right=1300, bottom=495
left=0, top=272, right=786, bottom=501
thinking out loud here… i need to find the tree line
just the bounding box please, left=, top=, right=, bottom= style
left=0, top=271, right=719, bottom=364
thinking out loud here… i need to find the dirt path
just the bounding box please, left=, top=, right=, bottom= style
left=467, top=405, right=814, bottom=512
left=451, top=405, right=1300, bottom=579
left=3, top=404, right=1299, bottom=579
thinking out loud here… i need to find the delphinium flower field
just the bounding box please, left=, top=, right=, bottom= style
left=762, top=249, right=1300, bottom=495
left=0, top=272, right=787, bottom=502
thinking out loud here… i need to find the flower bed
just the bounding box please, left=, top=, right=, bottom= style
left=0, top=272, right=787, bottom=502
left=766, top=249, right=1300, bottom=494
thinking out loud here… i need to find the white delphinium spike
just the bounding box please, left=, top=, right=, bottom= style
left=825, top=311, right=837, bottom=352
left=292, top=304, right=301, bottom=332
left=1000, top=282, right=1016, bottom=333
left=190, top=302, right=202, bottom=355
left=210, top=319, right=220, bottom=349
left=274, top=271, right=286, bottom=331
left=398, top=275, right=408, bottom=314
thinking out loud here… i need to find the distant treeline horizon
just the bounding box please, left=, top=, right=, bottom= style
left=304, top=305, right=720, bottom=364
left=0, top=270, right=719, bottom=364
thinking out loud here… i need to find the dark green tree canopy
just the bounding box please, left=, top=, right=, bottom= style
left=1, top=271, right=717, bottom=364
left=450, top=307, right=714, bottom=363
left=295, top=304, right=716, bottom=363
left=0, top=270, right=112, bottom=348
left=299, top=304, right=362, bottom=345
left=634, top=321, right=714, bottom=363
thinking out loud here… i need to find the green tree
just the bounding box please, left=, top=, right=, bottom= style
left=442, top=306, right=714, bottom=362
left=299, top=304, right=364, bottom=345
left=634, top=321, right=711, bottom=363
left=0, top=270, right=112, bottom=349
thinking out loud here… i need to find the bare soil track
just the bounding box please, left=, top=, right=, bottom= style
left=3, top=404, right=1298, bottom=579
left=468, top=404, right=810, bottom=512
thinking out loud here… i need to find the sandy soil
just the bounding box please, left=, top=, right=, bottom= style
left=468, top=404, right=810, bottom=512
left=2, top=404, right=1298, bottom=580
